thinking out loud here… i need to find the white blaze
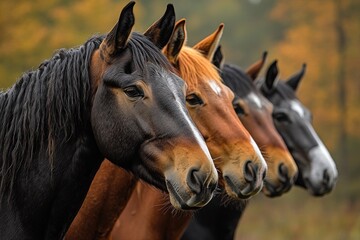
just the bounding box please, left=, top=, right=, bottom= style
left=250, top=137, right=267, bottom=169
left=290, top=100, right=305, bottom=117
left=306, top=122, right=338, bottom=182
left=209, top=80, right=222, bottom=96
left=247, top=92, right=262, bottom=109
left=166, top=75, right=215, bottom=170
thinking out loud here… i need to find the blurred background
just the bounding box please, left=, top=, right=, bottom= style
left=0, top=0, right=359, bottom=239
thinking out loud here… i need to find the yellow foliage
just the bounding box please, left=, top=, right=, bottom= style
left=269, top=0, right=359, bottom=151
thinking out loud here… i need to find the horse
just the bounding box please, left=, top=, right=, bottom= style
left=0, top=2, right=219, bottom=239
left=110, top=20, right=267, bottom=240
left=64, top=6, right=212, bottom=239
left=260, top=60, right=338, bottom=195
left=215, top=48, right=298, bottom=196
left=181, top=48, right=296, bottom=240
left=181, top=58, right=339, bottom=240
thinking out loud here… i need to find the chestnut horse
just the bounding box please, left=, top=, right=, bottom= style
left=182, top=48, right=296, bottom=240
left=182, top=59, right=338, bottom=240
left=0, top=2, right=219, bottom=239
left=110, top=20, right=267, bottom=240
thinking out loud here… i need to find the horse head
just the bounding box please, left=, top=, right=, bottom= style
left=163, top=20, right=267, bottom=200
left=90, top=2, right=218, bottom=209
left=260, top=61, right=338, bottom=196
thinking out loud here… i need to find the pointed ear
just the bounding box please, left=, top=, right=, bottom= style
left=163, top=19, right=186, bottom=65
left=263, top=60, right=279, bottom=91
left=193, top=24, right=224, bottom=61
left=246, top=51, right=268, bottom=81
left=100, top=1, right=135, bottom=62
left=286, top=63, right=306, bottom=91
left=212, top=45, right=224, bottom=69
left=144, top=4, right=175, bottom=49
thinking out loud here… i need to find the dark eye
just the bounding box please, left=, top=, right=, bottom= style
left=186, top=94, right=204, bottom=106
left=273, top=112, right=291, bottom=123
left=233, top=104, right=245, bottom=116
left=123, top=86, right=144, bottom=99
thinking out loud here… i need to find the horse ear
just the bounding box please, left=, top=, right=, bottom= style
left=246, top=51, right=268, bottom=81
left=193, top=24, right=224, bottom=61
left=286, top=63, right=306, bottom=91
left=163, top=19, right=187, bottom=64
left=144, top=4, right=176, bottom=49
left=263, top=60, right=279, bottom=91
left=100, top=1, right=135, bottom=62
left=212, top=45, right=224, bottom=69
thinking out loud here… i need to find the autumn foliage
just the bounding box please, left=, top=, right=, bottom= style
left=0, top=0, right=359, bottom=238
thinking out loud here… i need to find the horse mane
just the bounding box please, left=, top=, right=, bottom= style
left=177, top=47, right=221, bottom=88
left=255, top=77, right=296, bottom=100
left=0, top=35, right=101, bottom=202
left=275, top=81, right=297, bottom=99
left=221, top=63, right=254, bottom=98
left=128, top=32, right=174, bottom=72
left=0, top=32, right=172, bottom=202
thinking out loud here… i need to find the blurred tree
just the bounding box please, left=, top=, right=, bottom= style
left=270, top=1, right=339, bottom=148
left=334, top=0, right=348, bottom=172
left=270, top=0, right=360, bottom=195
left=0, top=0, right=139, bottom=88
left=1, top=0, right=360, bottom=238
left=0, top=0, right=284, bottom=87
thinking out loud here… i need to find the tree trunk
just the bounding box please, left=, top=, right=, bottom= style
left=334, top=0, right=348, bottom=172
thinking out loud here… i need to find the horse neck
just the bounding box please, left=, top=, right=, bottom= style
left=43, top=131, right=103, bottom=239
left=65, top=160, right=137, bottom=240
left=182, top=194, right=248, bottom=240
left=112, top=181, right=192, bottom=240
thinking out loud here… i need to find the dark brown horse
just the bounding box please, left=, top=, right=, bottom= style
left=0, top=3, right=219, bottom=239
left=110, top=20, right=267, bottom=240
left=214, top=48, right=298, bottom=196
left=64, top=7, right=225, bottom=240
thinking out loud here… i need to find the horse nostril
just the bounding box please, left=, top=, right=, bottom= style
left=208, top=181, right=217, bottom=193
left=323, top=169, right=330, bottom=186
left=244, top=161, right=258, bottom=183
left=278, top=163, right=290, bottom=184
left=187, top=167, right=204, bottom=194
left=262, top=168, right=267, bottom=180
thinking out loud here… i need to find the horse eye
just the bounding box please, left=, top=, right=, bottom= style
left=273, top=112, right=291, bottom=123
left=123, top=86, right=144, bottom=99
left=233, top=104, right=245, bottom=116
left=186, top=94, right=204, bottom=106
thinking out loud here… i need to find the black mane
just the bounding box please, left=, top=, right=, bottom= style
left=0, top=32, right=171, bottom=202
left=128, top=32, right=173, bottom=71
left=0, top=35, right=101, bottom=201
left=274, top=81, right=297, bottom=100
left=256, top=77, right=297, bottom=100
left=221, top=63, right=255, bottom=97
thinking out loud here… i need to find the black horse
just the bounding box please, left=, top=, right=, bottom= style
left=0, top=2, right=219, bottom=239
left=260, top=60, right=338, bottom=195
left=182, top=49, right=338, bottom=240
